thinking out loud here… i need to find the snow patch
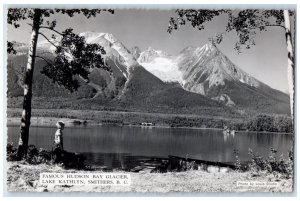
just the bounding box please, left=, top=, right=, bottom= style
left=139, top=57, right=184, bottom=83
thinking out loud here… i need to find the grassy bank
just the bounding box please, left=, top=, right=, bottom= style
left=6, top=161, right=293, bottom=193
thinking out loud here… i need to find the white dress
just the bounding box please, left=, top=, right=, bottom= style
left=54, top=129, right=63, bottom=149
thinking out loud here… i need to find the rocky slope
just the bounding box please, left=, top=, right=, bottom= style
left=7, top=32, right=290, bottom=116
left=137, top=43, right=290, bottom=115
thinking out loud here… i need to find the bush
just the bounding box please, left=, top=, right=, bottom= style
left=7, top=144, right=87, bottom=170
left=233, top=148, right=242, bottom=171
left=248, top=148, right=293, bottom=179
left=151, top=157, right=198, bottom=173
left=6, top=143, right=18, bottom=161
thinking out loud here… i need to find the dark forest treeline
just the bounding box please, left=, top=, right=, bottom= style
left=168, top=114, right=292, bottom=133
left=229, top=114, right=293, bottom=133
left=7, top=107, right=292, bottom=133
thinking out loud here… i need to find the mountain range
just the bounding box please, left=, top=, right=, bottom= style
left=7, top=32, right=290, bottom=116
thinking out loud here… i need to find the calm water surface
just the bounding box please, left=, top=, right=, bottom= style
left=7, top=125, right=293, bottom=169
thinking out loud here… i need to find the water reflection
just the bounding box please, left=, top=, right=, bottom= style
left=7, top=125, right=293, bottom=169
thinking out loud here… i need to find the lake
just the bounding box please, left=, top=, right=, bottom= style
left=7, top=125, right=293, bottom=169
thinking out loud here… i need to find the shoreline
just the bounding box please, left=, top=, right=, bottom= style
left=6, top=117, right=292, bottom=134
left=6, top=161, right=293, bottom=193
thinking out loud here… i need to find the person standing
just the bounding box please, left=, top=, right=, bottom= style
left=54, top=121, right=64, bottom=150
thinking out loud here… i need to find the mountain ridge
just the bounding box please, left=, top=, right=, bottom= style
left=7, top=32, right=290, bottom=116
left=137, top=41, right=289, bottom=114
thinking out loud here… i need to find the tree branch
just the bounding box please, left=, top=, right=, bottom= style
left=38, top=32, right=60, bottom=49
left=265, top=24, right=286, bottom=30
left=40, top=26, right=63, bottom=36
left=39, top=51, right=54, bottom=56
left=265, top=24, right=294, bottom=49
left=238, top=24, right=286, bottom=33
left=39, top=31, right=72, bottom=55
left=35, top=55, right=54, bottom=66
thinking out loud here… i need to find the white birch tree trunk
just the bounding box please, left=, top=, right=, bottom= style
left=17, top=9, right=41, bottom=158
left=283, top=10, right=294, bottom=119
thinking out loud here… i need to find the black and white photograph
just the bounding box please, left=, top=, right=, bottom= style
left=3, top=3, right=296, bottom=194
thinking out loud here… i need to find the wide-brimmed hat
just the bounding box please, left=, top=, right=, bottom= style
left=56, top=121, right=65, bottom=128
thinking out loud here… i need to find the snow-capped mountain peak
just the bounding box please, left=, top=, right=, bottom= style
left=101, top=33, right=118, bottom=43
left=11, top=33, right=289, bottom=113
left=38, top=31, right=138, bottom=78
left=138, top=47, right=170, bottom=63
left=79, top=32, right=118, bottom=44
left=137, top=42, right=264, bottom=105
left=176, top=42, right=260, bottom=94
left=202, top=42, right=217, bottom=52
left=79, top=32, right=104, bottom=43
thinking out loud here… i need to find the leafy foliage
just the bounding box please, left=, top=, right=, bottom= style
left=7, top=8, right=114, bottom=92
left=233, top=148, right=242, bottom=171
left=7, top=143, right=87, bottom=169
left=40, top=28, right=111, bottom=92
left=7, top=8, right=114, bottom=28
left=7, top=143, right=51, bottom=164
left=7, top=8, right=115, bottom=158
left=248, top=148, right=293, bottom=179
left=7, top=143, right=18, bottom=161
left=168, top=9, right=226, bottom=31
left=168, top=9, right=294, bottom=53
left=7, top=42, right=17, bottom=54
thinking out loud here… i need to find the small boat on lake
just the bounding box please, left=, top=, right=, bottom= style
left=141, top=122, right=154, bottom=127
left=223, top=126, right=235, bottom=136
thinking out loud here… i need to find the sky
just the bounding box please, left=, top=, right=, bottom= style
left=7, top=9, right=292, bottom=93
